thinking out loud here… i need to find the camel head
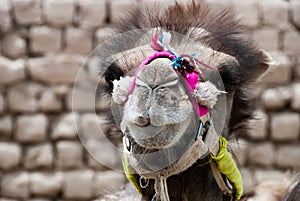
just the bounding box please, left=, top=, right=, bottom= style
left=106, top=31, right=237, bottom=173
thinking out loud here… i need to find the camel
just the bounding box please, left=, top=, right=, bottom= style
left=97, top=1, right=300, bottom=200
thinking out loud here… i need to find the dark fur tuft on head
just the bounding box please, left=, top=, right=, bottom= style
left=101, top=0, right=270, bottom=139
left=103, top=61, right=124, bottom=93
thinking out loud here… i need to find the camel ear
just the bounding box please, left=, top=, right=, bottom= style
left=260, top=49, right=274, bottom=66
left=253, top=49, right=274, bottom=80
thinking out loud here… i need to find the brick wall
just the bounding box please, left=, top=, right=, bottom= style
left=0, top=0, right=299, bottom=200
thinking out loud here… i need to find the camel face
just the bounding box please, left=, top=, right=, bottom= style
left=122, top=58, right=195, bottom=149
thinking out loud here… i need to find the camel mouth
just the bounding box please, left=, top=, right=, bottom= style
left=126, top=112, right=196, bottom=150
left=128, top=123, right=164, bottom=138
left=127, top=122, right=180, bottom=149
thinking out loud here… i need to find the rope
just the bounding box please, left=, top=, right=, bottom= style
left=153, top=176, right=171, bottom=201
left=160, top=176, right=170, bottom=201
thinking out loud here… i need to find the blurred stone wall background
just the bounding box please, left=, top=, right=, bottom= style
left=0, top=0, right=299, bottom=200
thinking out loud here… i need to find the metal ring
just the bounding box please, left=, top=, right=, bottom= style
left=139, top=177, right=149, bottom=189
left=124, top=131, right=131, bottom=152
left=195, top=120, right=203, bottom=141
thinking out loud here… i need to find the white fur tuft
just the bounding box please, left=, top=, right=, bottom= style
left=192, top=81, right=225, bottom=108
left=112, top=76, right=133, bottom=104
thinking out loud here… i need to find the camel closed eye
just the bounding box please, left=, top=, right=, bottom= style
left=135, top=78, right=179, bottom=90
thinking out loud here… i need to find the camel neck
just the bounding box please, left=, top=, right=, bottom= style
left=141, top=158, right=232, bottom=201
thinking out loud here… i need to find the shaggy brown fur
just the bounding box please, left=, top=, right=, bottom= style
left=99, top=0, right=273, bottom=200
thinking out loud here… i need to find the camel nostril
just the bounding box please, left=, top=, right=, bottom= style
left=135, top=116, right=150, bottom=127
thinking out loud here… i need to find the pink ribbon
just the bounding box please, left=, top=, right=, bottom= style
left=184, top=72, right=209, bottom=117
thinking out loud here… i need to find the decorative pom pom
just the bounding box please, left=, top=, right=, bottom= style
left=112, top=76, right=133, bottom=104
left=192, top=81, right=225, bottom=108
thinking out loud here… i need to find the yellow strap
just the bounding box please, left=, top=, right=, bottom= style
left=211, top=136, right=243, bottom=200
left=122, top=157, right=143, bottom=195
